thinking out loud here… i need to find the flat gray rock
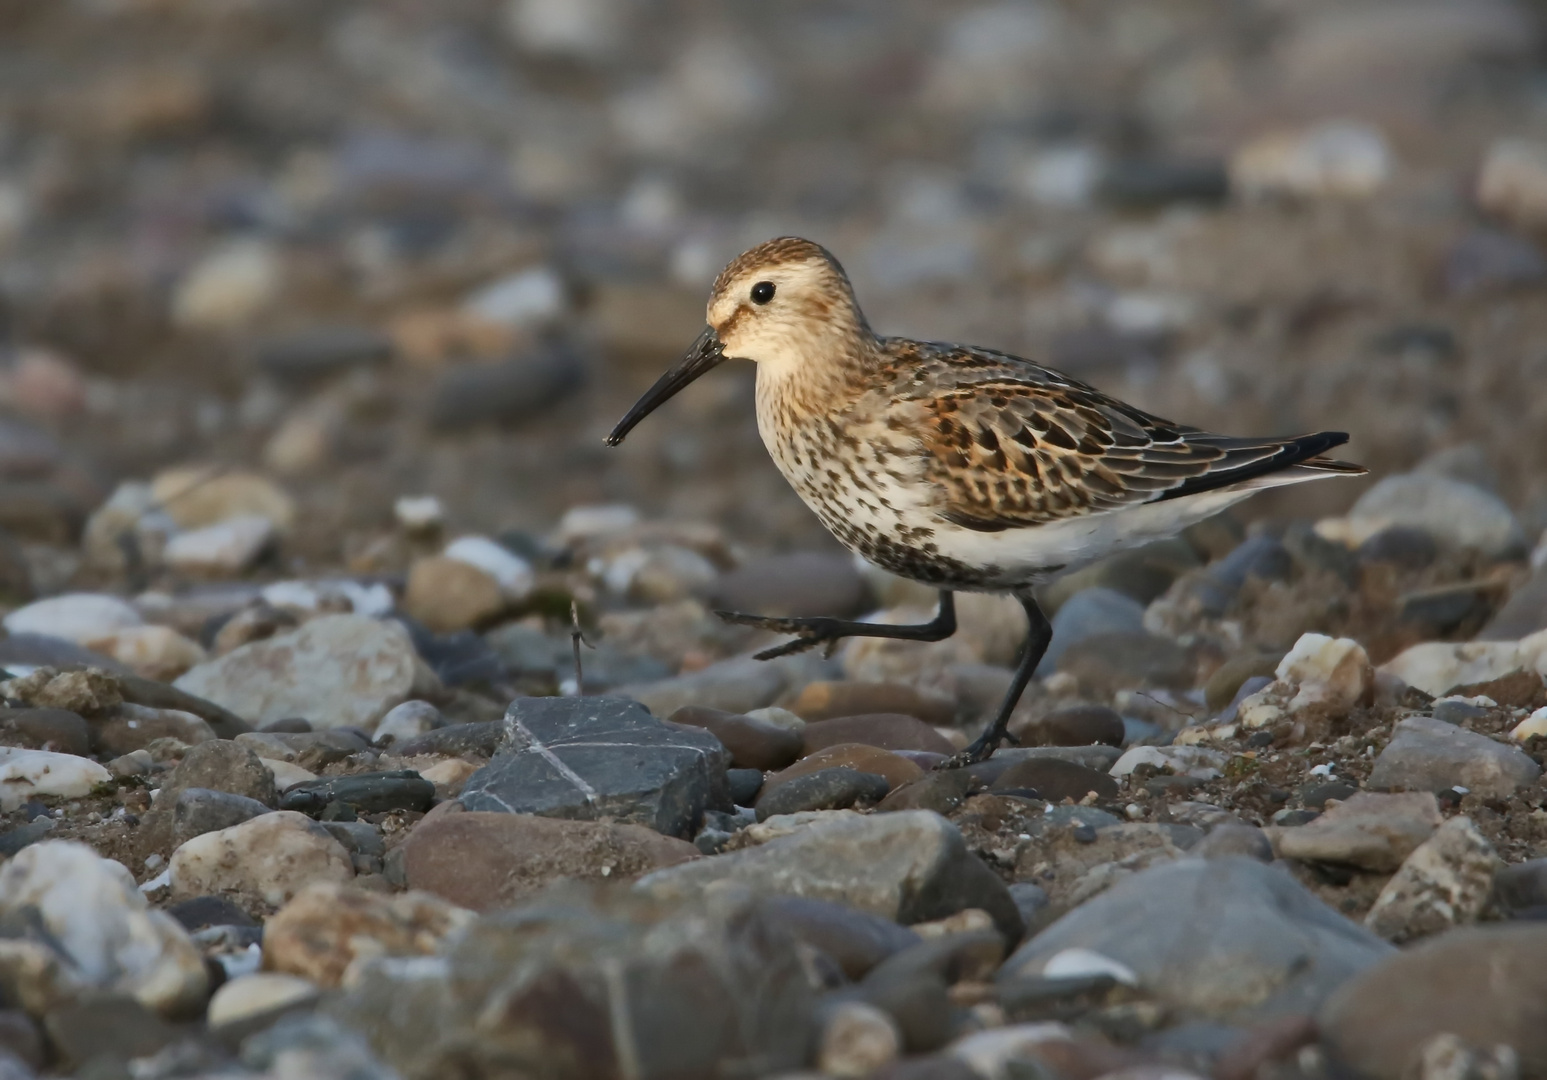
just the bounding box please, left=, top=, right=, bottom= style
left=1366, top=716, right=1540, bottom=797
left=636, top=809, right=1022, bottom=940
left=999, top=855, right=1393, bottom=1023
left=459, top=696, right=728, bottom=838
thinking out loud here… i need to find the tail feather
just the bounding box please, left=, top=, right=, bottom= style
left=1154, top=431, right=1366, bottom=503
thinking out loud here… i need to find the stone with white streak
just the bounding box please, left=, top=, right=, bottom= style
left=0, top=841, right=206, bottom=1015
left=163, top=515, right=275, bottom=574
left=169, top=810, right=354, bottom=906
left=0, top=747, right=111, bottom=811
left=1109, top=745, right=1227, bottom=780
left=443, top=536, right=535, bottom=600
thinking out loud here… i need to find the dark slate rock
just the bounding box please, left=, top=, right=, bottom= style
left=0, top=817, right=55, bottom=857
left=172, top=788, right=271, bottom=844
left=322, top=820, right=385, bottom=857
left=458, top=696, right=729, bottom=838
left=166, top=895, right=260, bottom=932
left=278, top=770, right=435, bottom=816
left=395, top=620, right=507, bottom=686
left=727, top=767, right=763, bottom=807
left=754, top=767, right=890, bottom=821
left=395, top=721, right=502, bottom=757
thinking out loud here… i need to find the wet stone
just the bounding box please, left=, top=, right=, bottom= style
left=278, top=770, right=435, bottom=816
left=459, top=696, right=728, bottom=838
left=754, top=766, right=890, bottom=821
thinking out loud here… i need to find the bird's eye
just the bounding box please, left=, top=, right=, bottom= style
left=750, top=281, right=776, bottom=304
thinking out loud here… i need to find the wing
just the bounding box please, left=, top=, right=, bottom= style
left=881, top=343, right=1363, bottom=532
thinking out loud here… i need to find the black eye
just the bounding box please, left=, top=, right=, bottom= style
left=750, top=281, right=775, bottom=304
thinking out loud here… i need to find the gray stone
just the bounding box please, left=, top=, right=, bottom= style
left=1348, top=473, right=1527, bottom=559
left=427, top=345, right=585, bottom=430
left=140, top=739, right=278, bottom=854
left=321, top=820, right=384, bottom=857
left=1192, top=824, right=1274, bottom=862
left=1493, top=857, right=1547, bottom=918
left=240, top=1012, right=398, bottom=1080
left=172, top=788, right=271, bottom=845
left=984, top=744, right=1124, bottom=772
left=1478, top=567, right=1547, bottom=640
left=1036, top=587, right=1145, bottom=676
left=42, top=996, right=178, bottom=1070
left=1319, top=925, right=1547, bottom=1080
left=0, top=708, right=91, bottom=757
left=1268, top=792, right=1442, bottom=872
left=330, top=885, right=814, bottom=1080
left=278, top=770, right=435, bottom=816
left=1366, top=716, right=1541, bottom=798
left=459, top=696, right=728, bottom=838
left=174, top=614, right=432, bottom=731
left=1000, top=856, right=1393, bottom=1023
left=710, top=552, right=870, bottom=619
left=1356, top=526, right=1439, bottom=570
left=1445, top=228, right=1547, bottom=297
left=617, top=650, right=838, bottom=719
left=754, top=767, right=890, bottom=821
left=251, top=325, right=392, bottom=383
left=394, top=720, right=502, bottom=757
left=760, top=896, right=920, bottom=981
left=637, top=810, right=1022, bottom=940
left=1057, top=631, right=1195, bottom=691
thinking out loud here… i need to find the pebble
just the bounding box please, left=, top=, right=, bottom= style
left=1057, top=631, right=1194, bottom=693
left=1511, top=707, right=1547, bottom=742
left=1318, top=924, right=1547, bottom=1080
left=818, top=1000, right=903, bottom=1077
left=278, top=770, right=435, bottom=816
left=637, top=809, right=1022, bottom=940
left=1110, top=744, right=1227, bottom=780
left=206, top=972, right=319, bottom=1031
left=402, top=555, right=505, bottom=633
left=1492, top=857, right=1547, bottom=918
left=1344, top=473, right=1526, bottom=559
left=1230, top=121, right=1391, bottom=199
left=463, top=265, right=566, bottom=328
left=709, top=551, right=870, bottom=619
left=619, top=649, right=838, bottom=718
left=334, top=886, right=812, bottom=1080
left=1021, top=704, right=1125, bottom=748
left=170, top=239, right=282, bottom=329
left=169, top=810, right=353, bottom=905
left=754, top=766, right=890, bottom=820
left=251, top=325, right=392, bottom=384
left=0, top=747, right=111, bottom=811
left=1267, top=792, right=1441, bottom=872
left=163, top=515, right=275, bottom=574
left=1274, top=632, right=1372, bottom=712
left=801, top=713, right=956, bottom=756
left=403, top=811, right=696, bottom=910
left=0, top=840, right=206, bottom=1015
left=0, top=707, right=90, bottom=757
left=395, top=720, right=502, bottom=757
left=1035, top=587, right=1145, bottom=676
left=459, top=696, right=727, bottom=838
left=175, top=613, right=433, bottom=731
left=667, top=705, right=804, bottom=770
left=97, top=702, right=214, bottom=755
left=991, top=758, right=1118, bottom=802
left=442, top=535, right=535, bottom=601
left=1356, top=525, right=1439, bottom=570
left=1366, top=716, right=1541, bottom=797
left=264, top=882, right=474, bottom=987
left=80, top=625, right=207, bottom=681
left=764, top=743, right=923, bottom=795
left=1380, top=631, right=1547, bottom=698
left=791, top=681, right=955, bottom=726
left=1001, top=856, right=1393, bottom=1022
left=1477, top=137, right=1547, bottom=229
left=1193, top=824, right=1274, bottom=862
left=42, top=996, right=178, bottom=1071
left=1482, top=567, right=1547, bottom=642
left=171, top=787, right=271, bottom=845
left=1364, top=817, right=1499, bottom=943
left=150, top=466, right=296, bottom=533
left=1444, top=227, right=1547, bottom=297
left=373, top=700, right=443, bottom=745
left=138, top=738, right=277, bottom=852
left=1, top=593, right=142, bottom=644
left=426, top=347, right=585, bottom=429
left=761, top=895, right=920, bottom=980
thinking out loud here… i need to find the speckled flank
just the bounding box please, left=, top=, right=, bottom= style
left=709, top=237, right=1365, bottom=591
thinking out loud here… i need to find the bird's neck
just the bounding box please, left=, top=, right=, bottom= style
left=754, top=324, right=880, bottom=418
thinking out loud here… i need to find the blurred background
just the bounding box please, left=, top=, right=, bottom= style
left=0, top=0, right=1545, bottom=633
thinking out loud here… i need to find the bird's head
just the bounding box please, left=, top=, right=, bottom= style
left=606, top=236, right=868, bottom=446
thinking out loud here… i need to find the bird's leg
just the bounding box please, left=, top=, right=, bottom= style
left=717, top=590, right=957, bottom=660
left=939, top=591, right=1052, bottom=769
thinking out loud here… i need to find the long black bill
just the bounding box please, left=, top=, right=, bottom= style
left=605, top=325, right=726, bottom=446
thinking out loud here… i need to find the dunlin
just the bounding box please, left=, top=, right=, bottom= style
left=608, top=237, right=1365, bottom=765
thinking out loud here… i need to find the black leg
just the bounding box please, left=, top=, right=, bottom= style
left=717, top=590, right=957, bottom=660
left=939, top=591, right=1052, bottom=768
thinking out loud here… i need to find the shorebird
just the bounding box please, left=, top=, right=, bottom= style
left=607, top=237, right=1365, bottom=765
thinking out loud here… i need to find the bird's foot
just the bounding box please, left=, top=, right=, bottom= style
left=715, top=610, right=848, bottom=660
left=936, top=728, right=1013, bottom=770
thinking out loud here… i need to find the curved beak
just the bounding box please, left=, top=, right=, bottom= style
left=605, top=325, right=726, bottom=446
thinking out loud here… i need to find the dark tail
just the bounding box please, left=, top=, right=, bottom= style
left=1155, top=431, right=1365, bottom=503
